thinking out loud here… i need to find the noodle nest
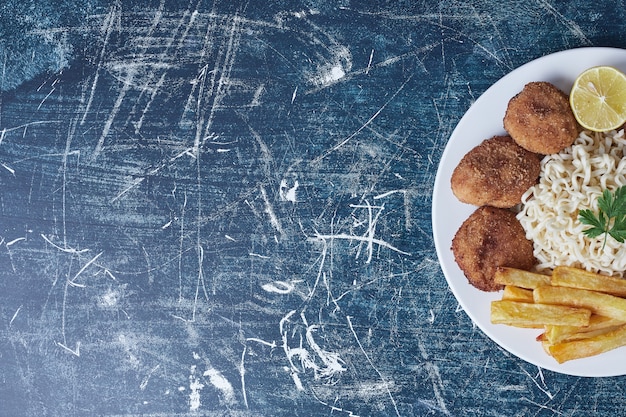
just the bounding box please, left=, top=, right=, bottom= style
left=517, top=129, right=626, bottom=275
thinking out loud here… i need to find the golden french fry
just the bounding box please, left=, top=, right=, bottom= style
left=544, top=315, right=625, bottom=344
left=502, top=285, right=534, bottom=302
left=494, top=267, right=551, bottom=289
left=563, top=325, right=625, bottom=342
left=493, top=266, right=626, bottom=363
left=547, top=324, right=626, bottom=363
left=552, top=266, right=626, bottom=297
left=491, top=300, right=591, bottom=328
left=534, top=286, right=626, bottom=322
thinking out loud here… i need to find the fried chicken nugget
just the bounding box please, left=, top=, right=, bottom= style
left=451, top=135, right=541, bottom=208
left=503, top=81, right=579, bottom=154
left=451, top=206, right=536, bottom=292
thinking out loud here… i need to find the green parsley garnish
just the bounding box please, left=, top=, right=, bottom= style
left=579, top=186, right=626, bottom=250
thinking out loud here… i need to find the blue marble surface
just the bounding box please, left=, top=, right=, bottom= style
left=2, top=1, right=626, bottom=416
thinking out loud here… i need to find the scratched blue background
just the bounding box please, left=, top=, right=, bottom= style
left=2, top=1, right=626, bottom=416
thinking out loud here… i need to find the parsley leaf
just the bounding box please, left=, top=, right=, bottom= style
left=579, top=186, right=626, bottom=249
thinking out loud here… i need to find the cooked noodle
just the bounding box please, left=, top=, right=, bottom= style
left=517, top=129, right=626, bottom=275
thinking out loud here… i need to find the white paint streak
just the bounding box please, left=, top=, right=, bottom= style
left=521, top=366, right=554, bottom=400
left=67, top=252, right=103, bottom=288
left=9, top=305, right=22, bottom=327
left=347, top=315, right=400, bottom=417
left=313, top=73, right=413, bottom=163
left=308, top=42, right=351, bottom=88
left=41, top=234, right=90, bottom=254
left=203, top=367, right=236, bottom=405
left=250, top=83, right=265, bottom=106
left=104, top=269, right=117, bottom=281
left=81, top=2, right=119, bottom=125
left=304, top=320, right=346, bottom=379
left=140, top=365, right=161, bottom=391
left=92, top=68, right=134, bottom=160
left=291, top=372, right=304, bottom=391
left=319, top=65, right=345, bottom=85
left=279, top=179, right=299, bottom=203
left=260, top=186, right=284, bottom=236
left=189, top=364, right=204, bottom=411
left=5, top=237, right=26, bottom=247
left=2, top=163, right=15, bottom=175
left=366, top=49, right=374, bottom=74
left=57, top=341, right=81, bottom=357
left=312, top=232, right=410, bottom=261
left=373, top=189, right=407, bottom=200
left=261, top=280, right=295, bottom=294
left=279, top=311, right=346, bottom=386
left=291, top=86, right=298, bottom=103
left=538, top=0, right=591, bottom=44
left=249, top=252, right=270, bottom=259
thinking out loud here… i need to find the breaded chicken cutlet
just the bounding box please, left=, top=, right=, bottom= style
left=451, top=206, right=536, bottom=292
left=503, top=81, right=579, bottom=154
left=451, top=135, right=541, bottom=208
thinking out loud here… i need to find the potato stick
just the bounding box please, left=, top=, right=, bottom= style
left=552, top=266, right=626, bottom=297
left=544, top=315, right=625, bottom=344
left=561, top=325, right=625, bottom=342
left=491, top=300, right=591, bottom=328
left=547, top=324, right=626, bottom=363
left=501, top=285, right=534, bottom=302
left=534, top=286, right=626, bottom=322
left=494, top=267, right=551, bottom=289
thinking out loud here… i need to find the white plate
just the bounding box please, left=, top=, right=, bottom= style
left=432, top=47, right=626, bottom=377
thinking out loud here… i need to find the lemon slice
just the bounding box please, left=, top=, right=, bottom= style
left=570, top=66, right=626, bottom=132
